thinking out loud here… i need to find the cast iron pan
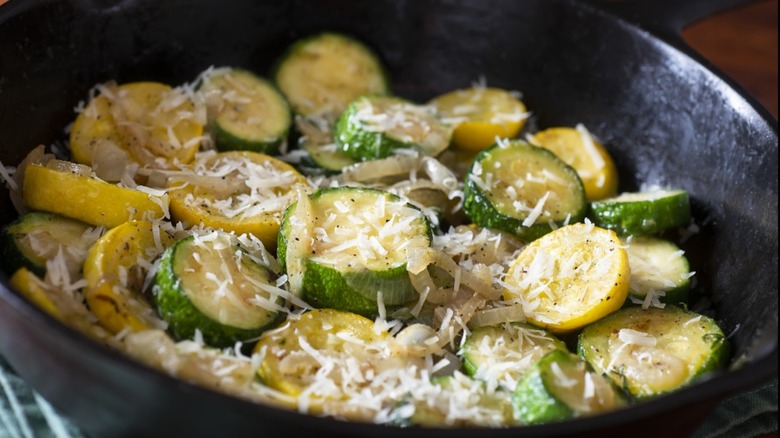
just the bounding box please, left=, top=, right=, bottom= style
left=0, top=0, right=776, bottom=437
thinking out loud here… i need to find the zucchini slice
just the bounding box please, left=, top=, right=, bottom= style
left=83, top=220, right=173, bottom=334
left=429, top=86, right=528, bottom=152
left=167, top=151, right=307, bottom=250
left=334, top=95, right=453, bottom=161
left=393, top=372, right=516, bottom=427
left=624, top=236, right=691, bottom=307
left=278, top=187, right=432, bottom=317
left=460, top=322, right=568, bottom=391
left=200, top=68, right=291, bottom=154
left=513, top=350, right=627, bottom=425
left=463, top=140, right=586, bottom=242
left=577, top=306, right=729, bottom=400
left=154, top=230, right=284, bottom=347
left=70, top=81, right=203, bottom=170
left=589, top=188, right=691, bottom=236
left=2, top=212, right=93, bottom=276
left=254, top=308, right=387, bottom=400
left=295, top=114, right=357, bottom=174
left=529, top=125, right=619, bottom=201
left=503, top=223, right=630, bottom=334
left=23, top=163, right=166, bottom=228
left=273, top=32, right=389, bottom=117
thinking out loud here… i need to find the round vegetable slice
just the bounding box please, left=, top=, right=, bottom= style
left=254, top=308, right=387, bottom=398
left=429, top=86, right=528, bottom=152
left=294, top=115, right=357, bottom=174
left=9, top=267, right=62, bottom=320
left=22, top=163, right=166, bottom=228
left=334, top=95, right=453, bottom=161
left=70, top=82, right=204, bottom=170
left=529, top=125, right=618, bottom=201
left=513, top=350, right=627, bottom=425
left=2, top=212, right=94, bottom=277
left=589, top=188, right=691, bottom=236
left=154, top=230, right=284, bottom=347
left=503, top=223, right=630, bottom=334
left=273, top=32, right=389, bottom=117
left=460, top=322, right=567, bottom=391
left=463, top=140, right=586, bottom=242
left=167, top=151, right=307, bottom=250
left=200, top=68, right=291, bottom=154
left=83, top=220, right=173, bottom=334
left=577, top=306, right=729, bottom=400
left=278, top=187, right=432, bottom=317
left=624, top=236, right=691, bottom=307
left=393, top=372, right=516, bottom=427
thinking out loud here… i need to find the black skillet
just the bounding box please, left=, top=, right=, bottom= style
left=0, top=0, right=776, bottom=437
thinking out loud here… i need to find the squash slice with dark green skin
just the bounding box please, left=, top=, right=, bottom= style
left=273, top=32, right=390, bottom=117
left=577, top=306, right=729, bottom=400
left=460, top=322, right=568, bottom=391
left=334, top=95, right=453, bottom=161
left=278, top=186, right=432, bottom=318
left=513, top=350, right=628, bottom=425
left=463, top=140, right=586, bottom=242
left=589, top=188, right=691, bottom=236
left=2, top=212, right=93, bottom=276
left=154, top=231, right=285, bottom=348
left=624, top=236, right=692, bottom=307
left=294, top=114, right=357, bottom=174
left=393, top=373, right=516, bottom=427
left=200, top=68, right=291, bottom=155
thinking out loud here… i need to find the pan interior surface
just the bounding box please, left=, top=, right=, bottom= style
left=0, top=0, right=776, bottom=437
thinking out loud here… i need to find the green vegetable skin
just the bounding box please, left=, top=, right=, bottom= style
left=2, top=212, right=92, bottom=276
left=513, top=350, right=627, bottom=425
left=461, top=323, right=568, bottom=390
left=589, top=189, right=691, bottom=236
left=154, top=233, right=283, bottom=348
left=463, top=140, right=586, bottom=242
left=396, top=373, right=516, bottom=427
left=272, top=32, right=390, bottom=117
left=278, top=187, right=432, bottom=318
left=294, top=115, right=357, bottom=174
left=334, top=95, right=453, bottom=161
left=200, top=68, right=291, bottom=155
left=577, top=306, right=729, bottom=400
left=624, top=236, right=691, bottom=307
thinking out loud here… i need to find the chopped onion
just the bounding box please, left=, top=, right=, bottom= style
left=468, top=303, right=527, bottom=329
left=45, top=159, right=93, bottom=177
left=339, top=154, right=419, bottom=182
left=11, top=145, right=52, bottom=214
left=91, top=139, right=132, bottom=182
left=408, top=269, right=455, bottom=305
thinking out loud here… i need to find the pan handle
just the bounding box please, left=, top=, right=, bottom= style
left=588, top=0, right=762, bottom=37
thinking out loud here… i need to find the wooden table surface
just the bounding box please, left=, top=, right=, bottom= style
left=683, top=0, right=778, bottom=119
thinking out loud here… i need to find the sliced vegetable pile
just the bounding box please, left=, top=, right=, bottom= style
left=0, top=32, right=726, bottom=428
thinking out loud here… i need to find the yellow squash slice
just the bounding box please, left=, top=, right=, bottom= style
left=70, top=82, right=204, bottom=170
left=430, top=87, right=528, bottom=152
left=529, top=125, right=618, bottom=201
left=168, top=151, right=307, bottom=249
left=503, top=222, right=629, bottom=334
left=9, top=267, right=62, bottom=319
left=22, top=163, right=166, bottom=228
left=83, top=220, right=174, bottom=334
left=254, top=309, right=387, bottom=399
